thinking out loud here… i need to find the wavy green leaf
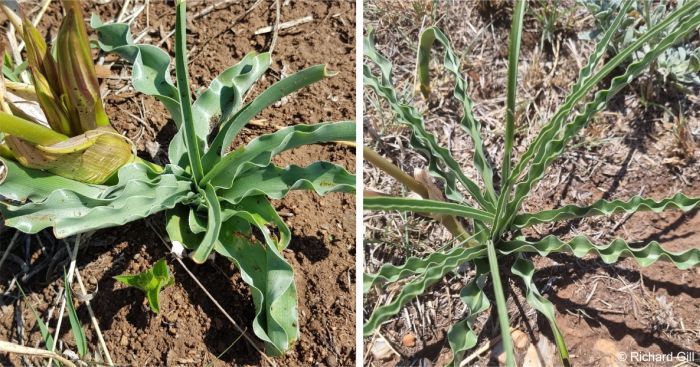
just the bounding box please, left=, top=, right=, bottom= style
left=364, top=196, right=494, bottom=223
left=1, top=163, right=193, bottom=238
left=204, top=65, right=334, bottom=169
left=363, top=244, right=487, bottom=336
left=508, top=0, right=634, bottom=185
left=511, top=256, right=569, bottom=364
left=365, top=28, right=493, bottom=211
left=364, top=232, right=486, bottom=293
left=364, top=246, right=476, bottom=293
left=215, top=197, right=297, bottom=355
left=415, top=27, right=496, bottom=203
left=193, top=52, right=271, bottom=138
left=218, top=161, right=354, bottom=204
left=505, top=7, right=700, bottom=225
left=514, top=193, right=700, bottom=228
left=500, top=235, right=700, bottom=269
left=447, top=259, right=490, bottom=367
left=203, top=121, right=355, bottom=189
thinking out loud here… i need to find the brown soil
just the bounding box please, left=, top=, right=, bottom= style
left=0, top=1, right=355, bottom=366
left=364, top=1, right=699, bottom=366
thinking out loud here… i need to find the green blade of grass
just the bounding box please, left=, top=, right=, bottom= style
left=17, top=284, right=55, bottom=353
left=63, top=270, right=87, bottom=357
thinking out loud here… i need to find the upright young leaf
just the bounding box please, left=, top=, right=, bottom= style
left=415, top=27, right=496, bottom=203
left=174, top=0, right=204, bottom=182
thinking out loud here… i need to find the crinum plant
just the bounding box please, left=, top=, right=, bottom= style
left=363, top=1, right=700, bottom=365
left=0, top=0, right=355, bottom=356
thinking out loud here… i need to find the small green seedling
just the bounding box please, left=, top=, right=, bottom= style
left=114, top=259, right=174, bottom=314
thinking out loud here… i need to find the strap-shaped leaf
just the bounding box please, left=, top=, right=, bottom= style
left=363, top=244, right=487, bottom=336
left=203, top=65, right=334, bottom=169
left=507, top=0, right=634, bottom=184
left=500, top=235, right=700, bottom=269
left=215, top=198, right=296, bottom=355
left=193, top=52, right=271, bottom=138
left=1, top=163, right=193, bottom=238
left=174, top=0, right=204, bottom=181
left=364, top=28, right=493, bottom=212
left=364, top=196, right=494, bottom=223
left=513, top=193, right=700, bottom=228
left=0, top=157, right=104, bottom=202
left=190, top=183, right=221, bottom=263
left=505, top=8, right=700, bottom=224
left=218, top=161, right=355, bottom=204
left=364, top=240, right=486, bottom=293
left=415, top=27, right=496, bottom=203
left=90, top=16, right=190, bottom=168
left=511, top=256, right=569, bottom=363
left=91, top=15, right=180, bottom=122
left=202, top=121, right=354, bottom=189
left=447, top=259, right=490, bottom=367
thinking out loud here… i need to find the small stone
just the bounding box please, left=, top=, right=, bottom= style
left=370, top=336, right=395, bottom=361
left=168, top=326, right=177, bottom=335
left=120, top=335, right=129, bottom=346
left=512, top=329, right=529, bottom=349
left=402, top=333, right=416, bottom=347
left=497, top=351, right=507, bottom=365
left=165, top=312, right=178, bottom=323
left=324, top=355, right=337, bottom=367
